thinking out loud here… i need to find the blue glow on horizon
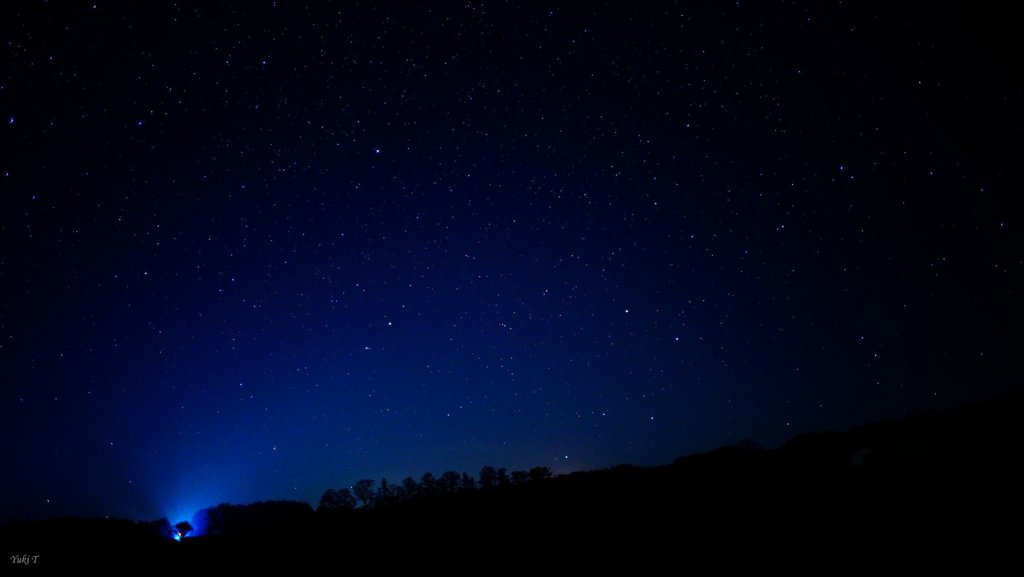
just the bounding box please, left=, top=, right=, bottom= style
left=166, top=505, right=207, bottom=538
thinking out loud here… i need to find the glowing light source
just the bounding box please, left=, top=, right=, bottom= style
left=173, top=520, right=194, bottom=541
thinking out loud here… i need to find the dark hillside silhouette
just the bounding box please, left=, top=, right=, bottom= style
left=3, top=389, right=1022, bottom=570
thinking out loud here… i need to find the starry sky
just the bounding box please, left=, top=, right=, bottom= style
left=1, top=1, right=1019, bottom=522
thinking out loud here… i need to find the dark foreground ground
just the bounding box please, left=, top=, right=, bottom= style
left=4, top=389, right=1022, bottom=570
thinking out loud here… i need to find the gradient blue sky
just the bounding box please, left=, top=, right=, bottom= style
left=1, top=1, right=1018, bottom=522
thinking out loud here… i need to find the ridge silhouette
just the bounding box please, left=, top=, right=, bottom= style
left=3, top=389, right=1021, bottom=570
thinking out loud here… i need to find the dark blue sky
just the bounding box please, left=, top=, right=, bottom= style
left=1, top=1, right=1019, bottom=523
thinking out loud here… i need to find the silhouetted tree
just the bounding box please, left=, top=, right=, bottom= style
left=352, top=479, right=377, bottom=509
left=378, top=478, right=395, bottom=507
left=497, top=467, right=510, bottom=487
left=528, top=466, right=553, bottom=482
left=174, top=521, right=193, bottom=539
left=479, top=465, right=498, bottom=489
left=149, top=518, right=175, bottom=540
left=460, top=472, right=477, bottom=492
left=391, top=485, right=409, bottom=503
left=440, top=471, right=461, bottom=494
left=511, top=470, right=529, bottom=485
left=401, top=476, right=420, bottom=500
left=318, top=488, right=356, bottom=512
left=420, top=472, right=437, bottom=498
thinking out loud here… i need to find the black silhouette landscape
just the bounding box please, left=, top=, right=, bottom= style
left=4, top=390, right=1021, bottom=569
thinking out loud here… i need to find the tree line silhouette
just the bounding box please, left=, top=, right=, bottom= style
left=318, top=465, right=554, bottom=512
left=5, top=389, right=1021, bottom=571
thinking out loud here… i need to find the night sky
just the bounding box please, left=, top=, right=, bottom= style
left=2, top=2, right=1019, bottom=523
